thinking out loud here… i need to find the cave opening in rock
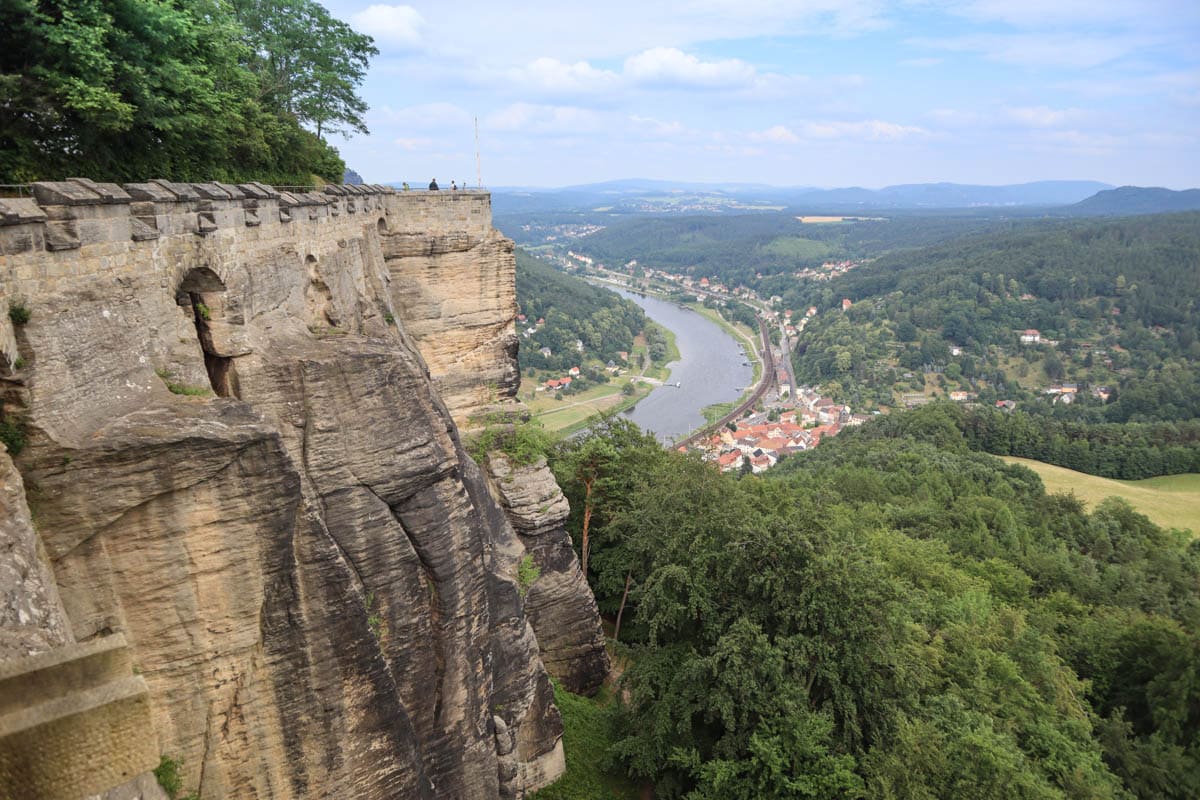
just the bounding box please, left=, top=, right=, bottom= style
left=176, top=267, right=239, bottom=398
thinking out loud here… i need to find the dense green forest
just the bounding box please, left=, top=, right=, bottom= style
left=537, top=409, right=1200, bottom=799
left=0, top=0, right=374, bottom=183
left=516, top=249, right=647, bottom=372
left=789, top=213, right=1200, bottom=425
left=947, top=404, right=1200, bottom=479
left=569, top=213, right=1017, bottom=287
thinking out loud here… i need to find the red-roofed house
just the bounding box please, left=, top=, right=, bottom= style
left=717, top=451, right=744, bottom=471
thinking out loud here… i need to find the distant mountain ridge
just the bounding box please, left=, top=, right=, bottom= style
left=1066, top=185, right=1200, bottom=215
left=491, top=179, right=1116, bottom=214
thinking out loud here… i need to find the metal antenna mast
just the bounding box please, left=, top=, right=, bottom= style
left=474, top=117, right=482, bottom=189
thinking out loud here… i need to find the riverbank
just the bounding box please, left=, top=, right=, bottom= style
left=523, top=320, right=680, bottom=435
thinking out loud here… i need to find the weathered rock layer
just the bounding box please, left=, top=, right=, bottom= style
left=485, top=456, right=610, bottom=694
left=0, top=181, right=601, bottom=798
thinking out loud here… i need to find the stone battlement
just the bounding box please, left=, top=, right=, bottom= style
left=0, top=179, right=493, bottom=252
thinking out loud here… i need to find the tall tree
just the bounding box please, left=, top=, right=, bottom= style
left=1, top=0, right=361, bottom=182
left=231, top=0, right=376, bottom=139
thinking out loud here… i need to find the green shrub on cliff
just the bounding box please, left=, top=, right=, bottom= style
left=468, top=418, right=557, bottom=468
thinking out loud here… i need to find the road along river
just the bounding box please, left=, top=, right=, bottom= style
left=607, top=287, right=754, bottom=444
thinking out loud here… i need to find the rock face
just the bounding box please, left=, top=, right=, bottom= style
left=0, top=182, right=593, bottom=798
left=379, top=192, right=521, bottom=428
left=0, top=451, right=71, bottom=660
left=485, top=456, right=611, bottom=694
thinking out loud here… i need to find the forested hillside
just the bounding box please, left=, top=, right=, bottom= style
left=0, top=0, right=374, bottom=182
left=516, top=249, right=647, bottom=372
left=541, top=412, right=1200, bottom=799
left=789, top=212, right=1200, bottom=424
left=571, top=213, right=1021, bottom=287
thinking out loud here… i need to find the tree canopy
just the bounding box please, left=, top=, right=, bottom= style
left=0, top=0, right=374, bottom=183
left=547, top=411, right=1200, bottom=799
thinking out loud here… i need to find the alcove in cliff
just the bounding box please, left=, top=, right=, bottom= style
left=176, top=267, right=239, bottom=398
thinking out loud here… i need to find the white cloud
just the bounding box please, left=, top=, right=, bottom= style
left=392, top=137, right=435, bottom=151
left=948, top=0, right=1199, bottom=32
left=1003, top=105, right=1084, bottom=128
left=371, top=102, right=473, bottom=131
left=751, top=125, right=801, bottom=143
left=624, top=47, right=758, bottom=89
left=629, top=115, right=688, bottom=137
left=799, top=120, right=928, bottom=140
left=910, top=33, right=1140, bottom=69
left=505, top=58, right=621, bottom=94
left=926, top=108, right=983, bottom=127
left=900, top=57, right=943, bottom=68
left=485, top=103, right=602, bottom=133
left=1035, top=129, right=1123, bottom=156
left=352, top=5, right=424, bottom=48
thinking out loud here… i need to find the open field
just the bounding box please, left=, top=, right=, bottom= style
left=1002, top=457, right=1200, bottom=534
left=795, top=215, right=886, bottom=223
left=524, top=378, right=654, bottom=434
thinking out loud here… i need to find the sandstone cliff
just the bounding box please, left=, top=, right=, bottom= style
left=0, top=181, right=605, bottom=799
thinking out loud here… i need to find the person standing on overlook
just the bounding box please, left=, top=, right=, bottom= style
left=428, top=178, right=439, bottom=190
left=451, top=180, right=457, bottom=190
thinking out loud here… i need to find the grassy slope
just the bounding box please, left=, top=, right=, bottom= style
left=529, top=682, right=640, bottom=800
left=1002, top=457, right=1200, bottom=534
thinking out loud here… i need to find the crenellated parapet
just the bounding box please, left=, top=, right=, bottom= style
left=0, top=178, right=396, bottom=253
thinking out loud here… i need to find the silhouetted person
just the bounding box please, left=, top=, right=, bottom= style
left=428, top=178, right=439, bottom=190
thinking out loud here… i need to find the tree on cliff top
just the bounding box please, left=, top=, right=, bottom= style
left=231, top=0, right=376, bottom=140
left=0, top=0, right=372, bottom=183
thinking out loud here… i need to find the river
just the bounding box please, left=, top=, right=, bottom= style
left=607, top=286, right=754, bottom=444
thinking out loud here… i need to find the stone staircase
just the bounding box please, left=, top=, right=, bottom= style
left=0, top=634, right=158, bottom=800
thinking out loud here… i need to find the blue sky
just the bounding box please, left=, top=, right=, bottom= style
left=319, top=0, right=1200, bottom=188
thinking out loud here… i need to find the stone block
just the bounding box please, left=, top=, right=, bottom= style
left=193, top=183, right=231, bottom=200
left=130, top=217, right=158, bottom=242
left=214, top=183, right=246, bottom=200
left=148, top=180, right=198, bottom=201
left=122, top=184, right=175, bottom=203
left=0, top=199, right=46, bottom=227
left=0, top=635, right=158, bottom=800
left=0, top=676, right=158, bottom=800
left=0, top=229, right=36, bottom=255
left=237, top=183, right=270, bottom=200
left=67, top=179, right=132, bottom=204
left=43, top=221, right=79, bottom=251
left=245, top=182, right=279, bottom=199
left=31, top=182, right=102, bottom=206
